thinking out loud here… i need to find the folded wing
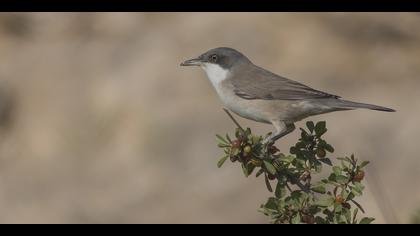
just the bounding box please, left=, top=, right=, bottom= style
left=232, top=65, right=340, bottom=100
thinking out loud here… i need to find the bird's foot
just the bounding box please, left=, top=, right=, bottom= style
left=262, top=135, right=275, bottom=146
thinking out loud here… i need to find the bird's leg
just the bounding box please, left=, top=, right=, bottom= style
left=262, top=121, right=296, bottom=145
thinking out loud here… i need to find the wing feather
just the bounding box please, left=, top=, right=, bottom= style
left=232, top=65, right=340, bottom=100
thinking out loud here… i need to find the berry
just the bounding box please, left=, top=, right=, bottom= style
left=335, top=195, right=345, bottom=204
left=353, top=170, right=365, bottom=182
left=343, top=202, right=351, bottom=209
left=268, top=174, right=276, bottom=180
left=302, top=215, right=315, bottom=224
left=316, top=148, right=326, bottom=158
left=231, top=140, right=241, bottom=148
left=244, top=145, right=252, bottom=154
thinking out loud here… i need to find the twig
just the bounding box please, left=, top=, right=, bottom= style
left=285, top=182, right=293, bottom=192
left=223, top=107, right=311, bottom=195
left=285, top=173, right=310, bottom=193
left=222, top=108, right=309, bottom=193
left=223, top=108, right=245, bottom=134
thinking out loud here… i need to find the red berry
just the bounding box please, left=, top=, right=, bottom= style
left=268, top=174, right=276, bottom=180
left=231, top=140, right=241, bottom=148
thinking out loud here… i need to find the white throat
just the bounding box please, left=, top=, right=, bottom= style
left=201, top=63, right=229, bottom=87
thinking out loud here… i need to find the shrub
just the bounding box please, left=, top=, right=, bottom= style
left=216, top=111, right=374, bottom=224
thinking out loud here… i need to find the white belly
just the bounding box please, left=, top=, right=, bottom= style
left=201, top=63, right=308, bottom=123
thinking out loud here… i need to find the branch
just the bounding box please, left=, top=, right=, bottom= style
left=215, top=120, right=376, bottom=224
left=285, top=173, right=310, bottom=193
left=223, top=108, right=245, bottom=134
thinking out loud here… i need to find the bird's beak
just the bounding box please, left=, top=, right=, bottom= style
left=180, top=58, right=202, bottom=66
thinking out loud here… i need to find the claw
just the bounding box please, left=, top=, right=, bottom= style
left=262, top=136, right=275, bottom=145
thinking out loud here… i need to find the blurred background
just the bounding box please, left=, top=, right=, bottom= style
left=0, top=12, right=418, bottom=224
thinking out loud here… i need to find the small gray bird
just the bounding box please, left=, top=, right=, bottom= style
left=181, top=47, right=395, bottom=144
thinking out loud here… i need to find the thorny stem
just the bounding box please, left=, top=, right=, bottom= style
left=285, top=173, right=310, bottom=193
left=223, top=108, right=245, bottom=135
left=222, top=108, right=310, bottom=194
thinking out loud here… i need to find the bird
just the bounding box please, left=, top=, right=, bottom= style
left=180, top=47, right=395, bottom=144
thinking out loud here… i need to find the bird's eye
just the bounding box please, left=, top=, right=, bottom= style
left=210, top=54, right=218, bottom=62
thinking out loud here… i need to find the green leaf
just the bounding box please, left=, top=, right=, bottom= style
left=246, top=162, right=256, bottom=177
left=352, top=208, right=359, bottom=224
left=346, top=192, right=355, bottom=201
left=344, top=208, right=352, bottom=224
left=235, top=128, right=243, bottom=139
left=353, top=182, right=365, bottom=193
left=315, top=196, right=335, bottom=207
left=325, top=144, right=335, bottom=153
left=311, top=183, right=326, bottom=194
left=351, top=199, right=365, bottom=214
left=225, top=134, right=232, bottom=143
left=255, top=168, right=265, bottom=177
left=263, top=160, right=277, bottom=176
left=296, top=141, right=306, bottom=149
left=350, top=154, right=356, bottom=162
left=359, top=161, right=370, bottom=168
left=264, top=173, right=273, bottom=192
left=337, top=157, right=352, bottom=163
left=275, top=181, right=287, bottom=198
left=216, top=134, right=227, bottom=144
left=319, top=158, right=332, bottom=166
left=314, top=161, right=323, bottom=173
left=351, top=186, right=363, bottom=196
left=315, top=216, right=327, bottom=224
left=217, top=143, right=230, bottom=148
left=341, top=188, right=350, bottom=200
left=281, top=155, right=295, bottom=163
left=334, top=203, right=343, bottom=213
left=314, top=121, right=327, bottom=136
left=245, top=127, right=251, bottom=136
left=291, top=214, right=301, bottom=224
left=359, top=217, right=375, bottom=224
left=336, top=175, right=349, bottom=184
left=277, top=198, right=286, bottom=211
left=241, top=163, right=249, bottom=177
left=332, top=166, right=342, bottom=175
left=264, top=197, right=278, bottom=210
left=328, top=173, right=337, bottom=182
left=232, top=148, right=240, bottom=156
left=217, top=155, right=229, bottom=168
left=252, top=135, right=261, bottom=144
left=306, top=121, right=315, bottom=133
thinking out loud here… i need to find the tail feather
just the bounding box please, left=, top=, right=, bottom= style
left=334, top=99, right=396, bottom=112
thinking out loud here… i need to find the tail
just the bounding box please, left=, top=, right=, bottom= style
left=332, top=99, right=396, bottom=112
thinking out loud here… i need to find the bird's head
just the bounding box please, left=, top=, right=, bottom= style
left=181, top=47, right=252, bottom=70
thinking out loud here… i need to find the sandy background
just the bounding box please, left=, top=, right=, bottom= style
left=0, top=12, right=419, bottom=223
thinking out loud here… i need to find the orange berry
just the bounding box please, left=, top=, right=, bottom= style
left=335, top=195, right=345, bottom=204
